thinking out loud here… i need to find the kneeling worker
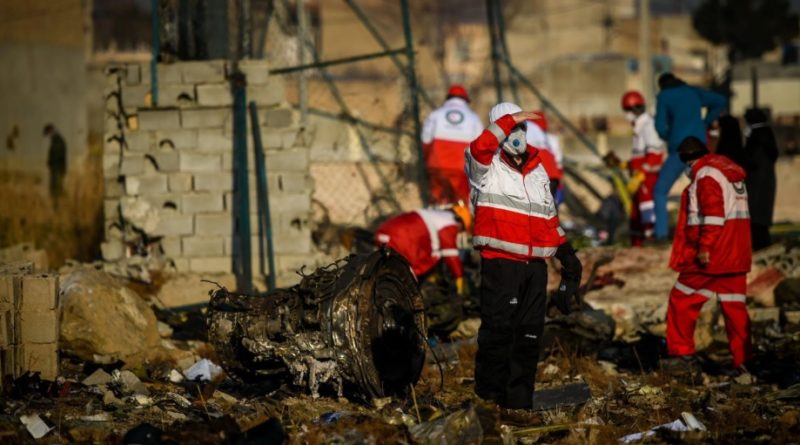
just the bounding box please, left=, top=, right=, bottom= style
left=667, top=137, right=752, bottom=369
left=466, top=103, right=583, bottom=410
left=374, top=204, right=472, bottom=295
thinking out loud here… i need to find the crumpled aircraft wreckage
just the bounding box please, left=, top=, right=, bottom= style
left=208, top=249, right=427, bottom=399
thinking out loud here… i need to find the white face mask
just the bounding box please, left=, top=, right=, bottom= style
left=624, top=111, right=637, bottom=123
left=502, top=127, right=527, bottom=155
left=708, top=128, right=720, bottom=138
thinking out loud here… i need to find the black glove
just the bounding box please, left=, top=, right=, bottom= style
left=553, top=242, right=583, bottom=315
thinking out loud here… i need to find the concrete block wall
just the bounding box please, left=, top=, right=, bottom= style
left=0, top=263, right=59, bottom=382
left=103, top=60, right=315, bottom=288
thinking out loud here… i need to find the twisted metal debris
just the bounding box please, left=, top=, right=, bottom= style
left=207, top=249, right=427, bottom=399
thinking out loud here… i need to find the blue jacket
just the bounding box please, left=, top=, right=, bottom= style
left=655, top=85, right=727, bottom=154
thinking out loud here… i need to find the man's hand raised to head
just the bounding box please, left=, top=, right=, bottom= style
left=511, top=111, right=542, bottom=124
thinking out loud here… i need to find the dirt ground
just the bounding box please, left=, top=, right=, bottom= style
left=2, top=244, right=799, bottom=444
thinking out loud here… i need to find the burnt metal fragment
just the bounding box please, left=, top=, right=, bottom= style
left=207, top=249, right=427, bottom=400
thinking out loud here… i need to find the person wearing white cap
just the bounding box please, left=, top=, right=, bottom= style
left=465, top=103, right=582, bottom=411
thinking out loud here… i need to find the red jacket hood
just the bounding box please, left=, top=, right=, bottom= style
left=691, top=154, right=746, bottom=182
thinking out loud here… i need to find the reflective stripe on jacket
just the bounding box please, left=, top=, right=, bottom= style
left=669, top=154, right=751, bottom=275
left=375, top=209, right=463, bottom=278
left=466, top=114, right=566, bottom=261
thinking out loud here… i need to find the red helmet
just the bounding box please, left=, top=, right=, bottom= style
left=621, top=90, right=645, bottom=110
left=446, top=84, right=470, bottom=102
left=528, top=110, right=548, bottom=132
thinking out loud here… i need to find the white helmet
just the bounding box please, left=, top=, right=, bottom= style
left=489, top=102, right=522, bottom=124
left=489, top=102, right=527, bottom=155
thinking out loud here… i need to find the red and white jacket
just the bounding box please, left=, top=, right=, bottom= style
left=374, top=209, right=463, bottom=278
left=465, top=114, right=567, bottom=261
left=526, top=122, right=564, bottom=181
left=670, top=154, right=751, bottom=275
left=629, top=113, right=664, bottom=176
left=422, top=98, right=484, bottom=172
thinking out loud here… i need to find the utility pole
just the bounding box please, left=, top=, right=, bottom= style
left=297, top=0, right=308, bottom=126
left=486, top=0, right=504, bottom=103
left=639, top=0, right=653, bottom=107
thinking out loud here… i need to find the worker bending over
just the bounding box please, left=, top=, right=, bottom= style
left=374, top=204, right=472, bottom=295
left=466, top=102, right=582, bottom=411
left=667, top=137, right=752, bottom=369
left=422, top=85, right=484, bottom=204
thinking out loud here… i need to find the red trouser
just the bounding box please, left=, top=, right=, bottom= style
left=629, top=172, right=658, bottom=247
left=666, top=272, right=752, bottom=367
left=428, top=168, right=470, bottom=205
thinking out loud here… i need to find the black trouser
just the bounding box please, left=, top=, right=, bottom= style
left=475, top=257, right=547, bottom=409
left=751, top=223, right=772, bottom=252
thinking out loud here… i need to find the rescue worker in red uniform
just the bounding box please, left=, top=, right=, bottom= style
left=374, top=204, right=472, bottom=295
left=666, top=136, right=752, bottom=369
left=525, top=112, right=564, bottom=204
left=422, top=85, right=484, bottom=204
left=466, top=102, right=582, bottom=410
left=607, top=91, right=665, bottom=246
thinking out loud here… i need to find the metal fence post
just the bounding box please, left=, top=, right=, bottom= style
left=297, top=0, right=308, bottom=125
left=493, top=0, right=519, bottom=104
left=150, top=0, right=159, bottom=106
left=249, top=102, right=277, bottom=290
left=485, top=0, right=503, bottom=103
left=231, top=72, right=252, bottom=292
left=400, top=0, right=429, bottom=207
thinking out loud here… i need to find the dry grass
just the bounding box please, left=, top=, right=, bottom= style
left=0, top=154, right=104, bottom=269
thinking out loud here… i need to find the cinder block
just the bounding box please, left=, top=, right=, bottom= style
left=222, top=153, right=233, bottom=170
left=268, top=193, right=311, bottom=214
left=263, top=128, right=298, bottom=149
left=120, top=156, right=145, bottom=175
left=103, top=152, right=119, bottom=177
left=238, top=60, right=271, bottom=84
left=181, top=108, right=231, bottom=129
left=125, top=175, right=168, bottom=195
left=182, top=193, right=224, bottom=213
left=125, top=63, right=142, bottom=85
left=0, top=276, right=18, bottom=306
left=153, top=212, right=194, bottom=236
left=158, top=84, right=196, bottom=107
left=156, top=129, right=198, bottom=150
left=120, top=84, right=151, bottom=108
left=156, top=64, right=182, bottom=84
left=183, top=237, right=224, bottom=257
left=160, top=236, right=182, bottom=257
left=179, top=153, right=221, bottom=172
left=181, top=60, right=227, bottom=83
left=105, top=178, right=125, bottom=198
left=189, top=257, right=232, bottom=273
left=150, top=151, right=180, bottom=172
left=104, top=199, right=119, bottom=220
left=20, top=275, right=58, bottom=312
left=265, top=149, right=309, bottom=172
left=138, top=109, right=181, bottom=130
left=248, top=82, right=284, bottom=107
left=101, top=240, right=125, bottom=261
left=272, top=228, right=312, bottom=254
left=168, top=172, right=193, bottom=192
left=142, top=193, right=181, bottom=211
left=261, top=108, right=295, bottom=128
left=196, top=129, right=232, bottom=152
left=194, top=172, right=233, bottom=192
left=195, top=84, right=233, bottom=106
left=170, top=258, right=190, bottom=272
left=19, top=310, right=59, bottom=344
left=269, top=172, right=311, bottom=194
left=125, top=131, right=152, bottom=152
left=195, top=214, right=233, bottom=236
left=20, top=343, right=58, bottom=380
